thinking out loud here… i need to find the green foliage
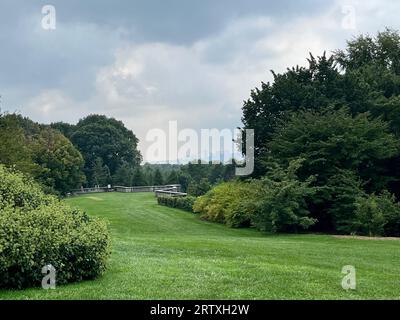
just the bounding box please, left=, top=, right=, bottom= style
left=353, top=191, right=400, bottom=236
left=269, top=108, right=398, bottom=188
left=112, top=161, right=133, bottom=186
left=152, top=168, right=164, bottom=185
left=242, top=30, right=400, bottom=181
left=90, top=158, right=111, bottom=186
left=50, top=122, right=76, bottom=140
left=193, top=180, right=259, bottom=227
left=324, top=170, right=366, bottom=233
left=193, top=160, right=318, bottom=231
left=240, top=30, right=400, bottom=235
left=241, top=53, right=348, bottom=177
left=70, top=115, right=142, bottom=184
left=165, top=170, right=179, bottom=184
left=251, top=159, right=318, bottom=233
left=132, top=167, right=146, bottom=186
left=0, top=165, right=53, bottom=210
left=177, top=172, right=190, bottom=192
left=0, top=114, right=39, bottom=175
left=265, top=104, right=399, bottom=235
left=0, top=204, right=110, bottom=289
left=0, top=113, right=86, bottom=194
left=187, top=178, right=212, bottom=197
left=157, top=195, right=196, bottom=213
left=30, top=127, right=86, bottom=194
left=0, top=165, right=110, bottom=289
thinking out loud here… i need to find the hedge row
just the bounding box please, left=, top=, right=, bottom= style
left=157, top=195, right=196, bottom=212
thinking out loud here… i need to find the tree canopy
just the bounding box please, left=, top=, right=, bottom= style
left=0, top=113, right=85, bottom=194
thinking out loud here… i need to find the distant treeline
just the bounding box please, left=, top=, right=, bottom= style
left=0, top=113, right=236, bottom=195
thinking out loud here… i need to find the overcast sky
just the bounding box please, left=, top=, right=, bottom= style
left=1, top=0, right=399, bottom=162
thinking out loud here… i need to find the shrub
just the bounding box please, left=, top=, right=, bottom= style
left=251, top=159, right=318, bottom=233
left=0, top=166, right=55, bottom=211
left=193, top=180, right=259, bottom=227
left=157, top=195, right=196, bottom=212
left=0, top=165, right=110, bottom=289
left=352, top=191, right=400, bottom=236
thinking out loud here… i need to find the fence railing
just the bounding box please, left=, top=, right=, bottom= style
left=70, top=187, right=113, bottom=195
left=70, top=184, right=182, bottom=196
left=114, top=185, right=181, bottom=193
left=154, top=190, right=188, bottom=197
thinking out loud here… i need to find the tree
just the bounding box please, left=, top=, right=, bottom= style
left=0, top=113, right=38, bottom=175
left=70, top=115, right=142, bottom=184
left=165, top=170, right=179, bottom=184
left=241, top=53, right=347, bottom=177
left=152, top=168, right=164, bottom=185
left=177, top=172, right=190, bottom=192
left=90, top=158, right=111, bottom=186
left=112, top=161, right=134, bottom=186
left=132, top=167, right=146, bottom=186
left=31, top=127, right=86, bottom=194
left=142, top=164, right=153, bottom=185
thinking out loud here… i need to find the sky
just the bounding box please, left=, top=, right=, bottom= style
left=1, top=0, right=400, bottom=162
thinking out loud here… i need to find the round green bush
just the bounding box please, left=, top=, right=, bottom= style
left=0, top=165, right=110, bottom=289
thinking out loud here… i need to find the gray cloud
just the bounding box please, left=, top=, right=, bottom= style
left=1, top=0, right=400, bottom=161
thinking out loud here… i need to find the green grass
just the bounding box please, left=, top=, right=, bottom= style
left=1, top=192, right=399, bottom=300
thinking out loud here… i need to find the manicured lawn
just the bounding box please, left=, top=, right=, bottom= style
left=0, top=192, right=399, bottom=299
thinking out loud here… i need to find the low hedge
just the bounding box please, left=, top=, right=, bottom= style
left=157, top=195, right=196, bottom=212
left=0, top=165, right=110, bottom=289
